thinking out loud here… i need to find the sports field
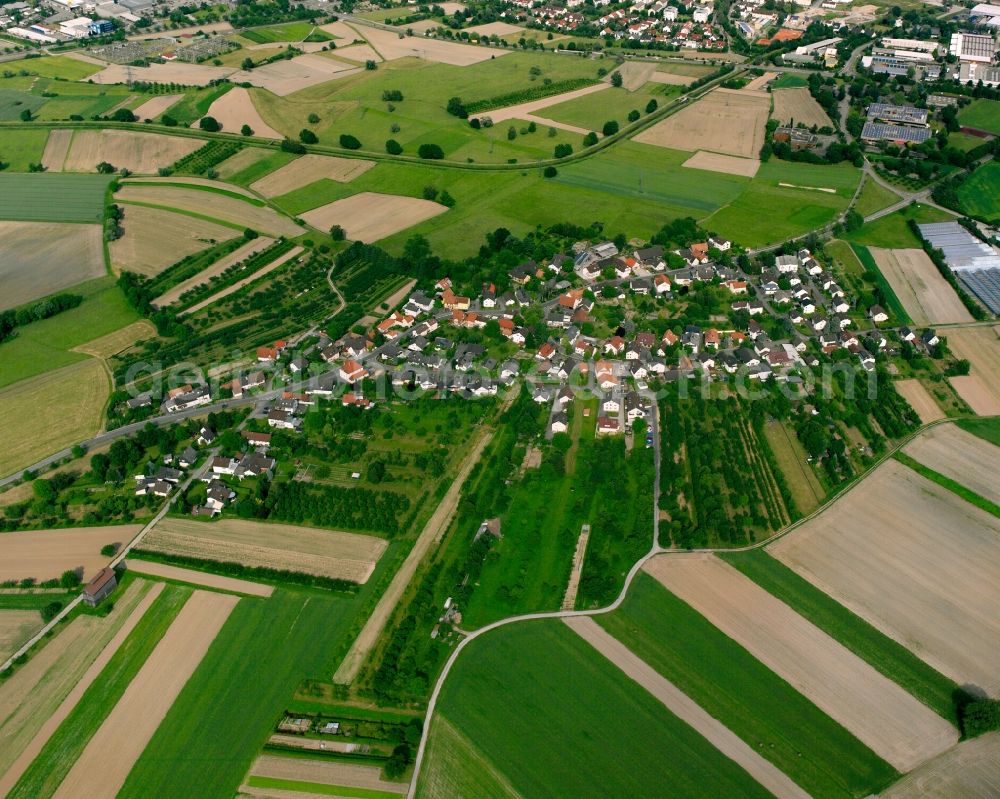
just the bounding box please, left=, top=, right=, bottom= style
left=0, top=173, right=111, bottom=223
left=418, top=620, right=776, bottom=799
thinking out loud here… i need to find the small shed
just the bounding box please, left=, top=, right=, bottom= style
left=82, top=567, right=117, bottom=607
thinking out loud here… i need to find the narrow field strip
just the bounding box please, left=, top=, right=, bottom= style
left=644, top=554, right=959, bottom=772
left=125, top=558, right=274, bottom=597
left=900, top=423, right=1000, bottom=507
left=6, top=583, right=189, bottom=799
left=249, top=754, right=407, bottom=795
left=0, top=581, right=160, bottom=797
left=565, top=616, right=812, bottom=799
left=895, top=453, right=1000, bottom=520
left=51, top=590, right=239, bottom=799
left=180, top=246, right=303, bottom=316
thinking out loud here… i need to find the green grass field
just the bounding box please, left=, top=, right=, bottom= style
left=956, top=161, right=1000, bottom=223
left=240, top=21, right=332, bottom=44
left=771, top=73, right=808, bottom=88
left=4, top=55, right=102, bottom=81
left=854, top=178, right=900, bottom=218
left=0, top=88, right=46, bottom=121
left=959, top=98, right=1000, bottom=135
left=0, top=128, right=49, bottom=170
left=7, top=585, right=192, bottom=799
left=541, top=83, right=680, bottom=130
left=957, top=417, right=1000, bottom=447
left=215, top=145, right=298, bottom=185
left=947, top=131, right=989, bottom=152
left=0, top=172, right=111, bottom=222
left=246, top=776, right=398, bottom=799
left=0, top=277, right=139, bottom=388
left=117, top=588, right=362, bottom=799
left=596, top=572, right=899, bottom=799
left=719, top=549, right=961, bottom=723
left=843, top=203, right=954, bottom=249
left=161, top=83, right=233, bottom=126
left=419, top=620, right=775, bottom=799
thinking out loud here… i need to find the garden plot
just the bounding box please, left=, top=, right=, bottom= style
left=902, top=422, right=1000, bottom=505
left=0, top=611, right=40, bottom=663
left=354, top=25, right=510, bottom=65
left=63, top=130, right=201, bottom=174
left=644, top=553, right=958, bottom=772
left=880, top=730, right=1000, bottom=799
left=40, top=129, right=72, bottom=172
left=110, top=205, right=239, bottom=276
left=51, top=590, right=238, bottom=799
left=229, top=54, right=360, bottom=96
left=250, top=154, right=375, bottom=196
left=151, top=237, right=275, bottom=307
left=869, top=248, right=973, bottom=325
left=635, top=88, right=770, bottom=159
left=301, top=191, right=447, bottom=242
left=771, top=87, right=831, bottom=129
left=142, top=518, right=387, bottom=584
left=682, top=151, right=760, bottom=177
left=943, top=326, right=1000, bottom=415
left=116, top=184, right=304, bottom=237
left=125, top=559, right=274, bottom=597
left=199, top=86, right=281, bottom=138
left=0, top=221, right=104, bottom=309
left=893, top=379, right=943, bottom=423
left=247, top=755, right=407, bottom=794
left=131, top=93, right=183, bottom=121
left=88, top=62, right=235, bottom=86
left=769, top=459, right=1000, bottom=697
left=0, top=525, right=139, bottom=583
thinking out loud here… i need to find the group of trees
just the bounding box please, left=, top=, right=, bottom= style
left=0, top=293, right=82, bottom=344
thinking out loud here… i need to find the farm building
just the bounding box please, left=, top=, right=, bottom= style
left=82, top=567, right=118, bottom=606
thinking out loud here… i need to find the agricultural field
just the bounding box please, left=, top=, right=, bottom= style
left=596, top=571, right=899, bottom=799
left=40, top=129, right=72, bottom=172
left=251, top=154, right=375, bottom=196
left=215, top=146, right=296, bottom=183
left=0, top=222, right=104, bottom=309
left=761, top=419, right=825, bottom=514
left=681, top=150, right=760, bottom=177
left=843, top=204, right=954, bottom=249
left=72, top=320, right=157, bottom=359
left=62, top=130, right=201, bottom=175
left=892, top=379, right=943, bottom=424
left=3, top=55, right=101, bottom=80
left=0, top=129, right=47, bottom=170
left=0, top=610, right=40, bottom=662
left=417, top=620, right=775, bottom=799
left=244, top=756, right=407, bottom=797
left=132, top=94, right=185, bottom=122
left=0, top=524, right=138, bottom=583
left=0, top=360, right=109, bottom=476
left=644, top=554, right=958, bottom=772
left=125, top=560, right=274, bottom=597
left=943, top=326, right=1000, bottom=415
left=150, top=236, right=275, bottom=306
left=771, top=87, right=832, bottom=129
left=239, top=21, right=333, bottom=44
left=853, top=177, right=900, bottom=218
left=0, top=173, right=111, bottom=223
left=300, top=192, right=447, bottom=242
left=958, top=98, right=1000, bottom=135
left=540, top=81, right=680, bottom=131
left=956, top=160, right=1000, bottom=222
left=867, top=247, right=973, bottom=325
left=901, top=422, right=1000, bottom=506
left=199, top=86, right=282, bottom=138
left=141, top=517, right=388, bottom=583
left=769, top=458, right=1000, bottom=697
left=880, top=731, right=1000, bottom=799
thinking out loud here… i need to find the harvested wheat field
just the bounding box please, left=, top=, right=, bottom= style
left=324, top=43, right=383, bottom=65
left=72, top=319, right=157, bottom=358
left=131, top=93, right=183, bottom=121
left=464, top=21, right=523, bottom=36
left=251, top=154, right=375, bottom=196
left=215, top=147, right=276, bottom=179
left=152, top=237, right=275, bottom=307
left=772, top=88, right=831, bottom=129
left=249, top=755, right=408, bottom=794
left=742, top=71, right=777, bottom=91
left=943, top=326, right=1000, bottom=415
left=880, top=730, right=1000, bottom=799
left=89, top=62, right=235, bottom=86
left=566, top=616, right=812, bottom=799
left=0, top=221, right=104, bottom=309
left=0, top=360, right=109, bottom=476
left=40, top=129, right=72, bottom=172
left=903, top=423, right=1000, bottom=505
left=110, top=205, right=238, bottom=276
left=63, top=130, right=201, bottom=174
left=647, top=71, right=693, bottom=86
left=477, top=82, right=608, bottom=125
left=125, top=558, right=274, bottom=597
left=635, top=88, right=770, bottom=158
left=200, top=87, right=282, bottom=138
left=0, top=525, right=139, bottom=584
left=869, top=248, right=973, bottom=326
left=682, top=150, right=760, bottom=177
left=301, top=192, right=446, bottom=242
left=0, top=580, right=153, bottom=794
left=893, top=379, right=943, bottom=423
left=645, top=553, right=959, bottom=772
left=770, top=459, right=1000, bottom=697
left=124, top=175, right=257, bottom=198
left=51, top=590, right=238, bottom=799
left=143, top=517, right=387, bottom=583
left=117, top=184, right=301, bottom=237
left=0, top=611, right=41, bottom=663
left=181, top=245, right=303, bottom=314
left=356, top=25, right=508, bottom=65
left=229, top=54, right=360, bottom=95
left=613, top=61, right=657, bottom=91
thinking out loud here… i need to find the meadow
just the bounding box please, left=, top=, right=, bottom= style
left=419, top=620, right=775, bottom=799
left=596, top=572, right=899, bottom=799
left=0, top=128, right=49, bottom=170
left=542, top=82, right=681, bottom=130
left=719, top=549, right=960, bottom=723
left=116, top=587, right=363, bottom=799
left=956, top=161, right=1000, bottom=222
left=5, top=55, right=102, bottom=81
left=843, top=203, right=954, bottom=249
left=958, top=98, right=1000, bottom=135
left=6, top=584, right=192, bottom=799
left=854, top=178, right=900, bottom=218
left=0, top=173, right=111, bottom=223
